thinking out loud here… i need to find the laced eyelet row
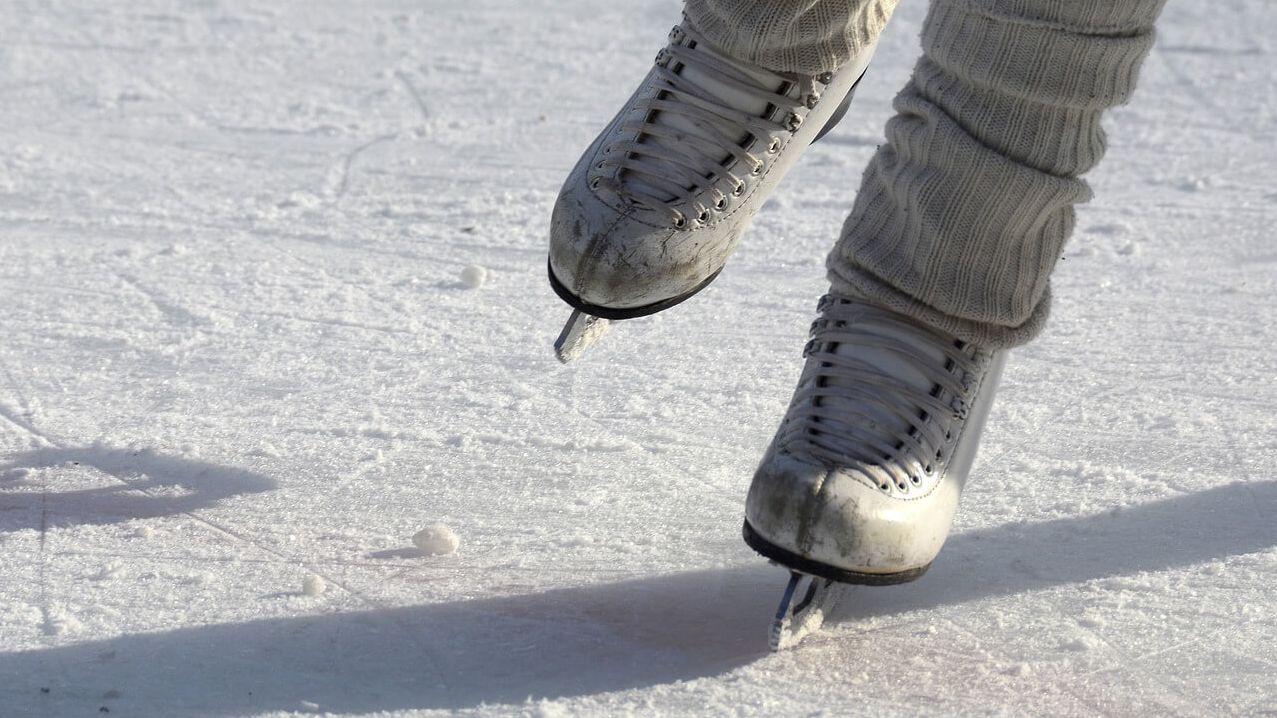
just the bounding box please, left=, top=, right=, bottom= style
left=781, top=295, right=989, bottom=498
left=669, top=183, right=745, bottom=229
left=673, top=201, right=724, bottom=229
left=595, top=23, right=816, bottom=229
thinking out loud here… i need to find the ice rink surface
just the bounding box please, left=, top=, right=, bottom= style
left=1, top=1, right=1275, bottom=715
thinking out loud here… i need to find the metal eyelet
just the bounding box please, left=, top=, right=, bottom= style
left=751, top=161, right=764, bottom=176
left=924, top=464, right=934, bottom=475
left=805, top=92, right=821, bottom=109
left=672, top=213, right=687, bottom=228
left=697, top=209, right=710, bottom=223
left=589, top=178, right=601, bottom=190
left=732, top=182, right=745, bottom=196
left=786, top=113, right=804, bottom=132
left=767, top=138, right=781, bottom=154
left=714, top=196, right=727, bottom=211
left=655, top=48, right=672, bottom=67
left=817, top=71, right=834, bottom=85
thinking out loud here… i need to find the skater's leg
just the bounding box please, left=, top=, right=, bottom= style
left=683, top=0, right=897, bottom=75
left=829, top=0, right=1168, bottom=348
left=744, top=0, right=1168, bottom=599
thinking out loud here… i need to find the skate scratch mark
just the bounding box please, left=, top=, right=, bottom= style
left=395, top=71, right=431, bottom=124
left=61, top=20, right=218, bottom=133
left=1125, top=633, right=1212, bottom=667
left=0, top=408, right=52, bottom=452
left=514, top=368, right=740, bottom=510
left=237, top=308, right=414, bottom=336
left=254, top=240, right=417, bottom=343
left=1161, top=44, right=1263, bottom=56
left=269, top=230, right=435, bottom=262
left=486, top=298, right=742, bottom=508
left=0, top=278, right=118, bottom=302
left=1049, top=443, right=1226, bottom=712
left=0, top=361, right=32, bottom=420
left=1226, top=419, right=1269, bottom=541
left=1, top=360, right=56, bottom=647
left=330, top=133, right=398, bottom=204
left=116, top=273, right=207, bottom=328
left=1050, top=587, right=1201, bottom=707
left=34, top=468, right=53, bottom=648
left=1070, top=629, right=1215, bottom=717
left=979, top=383, right=1119, bottom=471
left=1156, top=49, right=1224, bottom=116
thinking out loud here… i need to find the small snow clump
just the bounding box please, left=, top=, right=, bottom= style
left=460, top=264, right=488, bottom=289
left=301, top=575, right=326, bottom=596
left=412, top=523, right=460, bottom=555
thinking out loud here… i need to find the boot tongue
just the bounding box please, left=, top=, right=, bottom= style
left=623, top=40, right=787, bottom=204
left=819, top=319, right=949, bottom=455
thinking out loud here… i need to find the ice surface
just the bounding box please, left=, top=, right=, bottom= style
left=0, top=0, right=1274, bottom=716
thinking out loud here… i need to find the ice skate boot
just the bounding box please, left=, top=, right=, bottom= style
left=548, top=21, right=876, bottom=362
left=742, top=294, right=1006, bottom=649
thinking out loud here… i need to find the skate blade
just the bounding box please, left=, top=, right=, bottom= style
left=554, top=309, right=612, bottom=364
left=770, top=570, right=838, bottom=652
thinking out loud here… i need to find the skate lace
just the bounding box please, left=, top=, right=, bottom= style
left=780, top=296, right=987, bottom=494
left=595, top=24, right=823, bottom=226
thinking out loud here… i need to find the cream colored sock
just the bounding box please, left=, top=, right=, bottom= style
left=682, top=0, right=898, bottom=74
left=828, top=0, right=1167, bottom=348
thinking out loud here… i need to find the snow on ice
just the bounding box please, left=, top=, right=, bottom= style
left=301, top=575, right=327, bottom=597
left=460, top=264, right=489, bottom=290
left=412, top=523, right=461, bottom=556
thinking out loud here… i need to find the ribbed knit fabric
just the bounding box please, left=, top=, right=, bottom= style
left=827, top=0, right=1167, bottom=348
left=682, top=0, right=898, bottom=75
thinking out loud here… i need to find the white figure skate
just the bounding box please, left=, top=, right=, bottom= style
left=744, top=294, right=1006, bottom=649
left=548, top=22, right=876, bottom=362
